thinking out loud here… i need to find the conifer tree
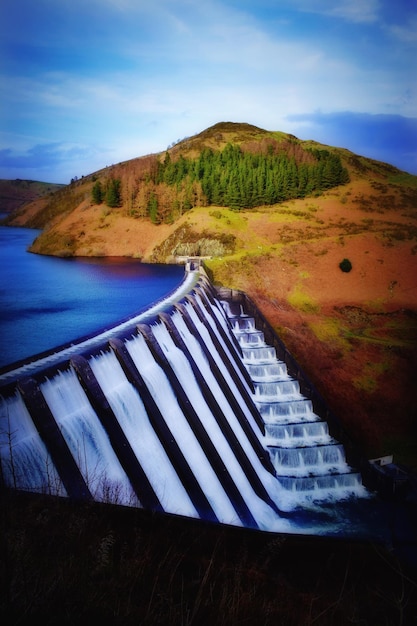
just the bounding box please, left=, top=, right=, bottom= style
left=105, top=178, right=121, bottom=207
left=147, top=192, right=159, bottom=224
left=91, top=180, right=103, bottom=204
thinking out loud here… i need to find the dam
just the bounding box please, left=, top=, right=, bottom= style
left=0, top=263, right=387, bottom=536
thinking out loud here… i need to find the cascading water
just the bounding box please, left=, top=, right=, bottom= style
left=225, top=304, right=369, bottom=506
left=254, top=380, right=302, bottom=401
left=241, top=345, right=278, bottom=363
left=89, top=348, right=199, bottom=518
left=147, top=318, right=290, bottom=530
left=179, top=300, right=262, bottom=437
left=0, top=268, right=373, bottom=537
left=246, top=362, right=289, bottom=382
left=258, top=399, right=319, bottom=423
left=41, top=369, right=137, bottom=504
left=268, top=444, right=348, bottom=476
left=0, top=391, right=65, bottom=495
left=125, top=330, right=247, bottom=526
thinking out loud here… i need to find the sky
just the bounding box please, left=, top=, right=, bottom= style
left=0, top=0, right=416, bottom=184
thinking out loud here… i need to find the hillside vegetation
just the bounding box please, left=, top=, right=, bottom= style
left=4, top=121, right=417, bottom=468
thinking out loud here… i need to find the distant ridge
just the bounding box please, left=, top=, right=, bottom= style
left=0, top=179, right=65, bottom=214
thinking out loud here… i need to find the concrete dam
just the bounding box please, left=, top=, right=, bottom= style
left=0, top=264, right=384, bottom=536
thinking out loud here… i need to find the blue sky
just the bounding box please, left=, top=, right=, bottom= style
left=1, top=0, right=416, bottom=183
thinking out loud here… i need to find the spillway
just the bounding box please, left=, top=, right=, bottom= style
left=0, top=264, right=378, bottom=536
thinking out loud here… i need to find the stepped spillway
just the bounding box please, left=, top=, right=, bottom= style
left=225, top=303, right=368, bottom=510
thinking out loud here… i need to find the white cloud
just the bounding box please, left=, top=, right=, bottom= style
left=387, top=17, right=417, bottom=45
left=326, top=0, right=380, bottom=23
left=282, top=0, right=381, bottom=23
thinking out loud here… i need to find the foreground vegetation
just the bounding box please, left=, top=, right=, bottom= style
left=1, top=491, right=416, bottom=625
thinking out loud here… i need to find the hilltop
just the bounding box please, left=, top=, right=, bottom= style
left=3, top=121, right=417, bottom=468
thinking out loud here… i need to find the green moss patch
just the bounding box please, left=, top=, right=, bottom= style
left=309, top=318, right=350, bottom=353
left=287, top=286, right=319, bottom=313
left=352, top=360, right=391, bottom=394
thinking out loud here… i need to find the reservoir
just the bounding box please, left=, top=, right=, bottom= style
left=0, top=226, right=183, bottom=369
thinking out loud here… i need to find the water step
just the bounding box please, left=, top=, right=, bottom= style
left=278, top=472, right=364, bottom=494
left=264, top=421, right=335, bottom=447
left=258, top=399, right=319, bottom=423
left=253, top=380, right=301, bottom=400
left=241, top=345, right=277, bottom=363
left=245, top=362, right=289, bottom=382
left=268, top=443, right=350, bottom=477
left=229, top=317, right=256, bottom=331
left=234, top=331, right=265, bottom=346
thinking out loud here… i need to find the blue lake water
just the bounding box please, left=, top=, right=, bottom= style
left=0, top=226, right=183, bottom=369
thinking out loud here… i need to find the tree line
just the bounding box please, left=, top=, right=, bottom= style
left=155, top=143, right=349, bottom=210
left=91, top=143, right=349, bottom=222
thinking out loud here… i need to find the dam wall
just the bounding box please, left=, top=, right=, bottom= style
left=0, top=266, right=374, bottom=535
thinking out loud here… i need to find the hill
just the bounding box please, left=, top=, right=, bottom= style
left=4, top=121, right=417, bottom=468
left=0, top=179, right=64, bottom=214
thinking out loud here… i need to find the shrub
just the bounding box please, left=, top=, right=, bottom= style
left=339, top=258, right=352, bottom=273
